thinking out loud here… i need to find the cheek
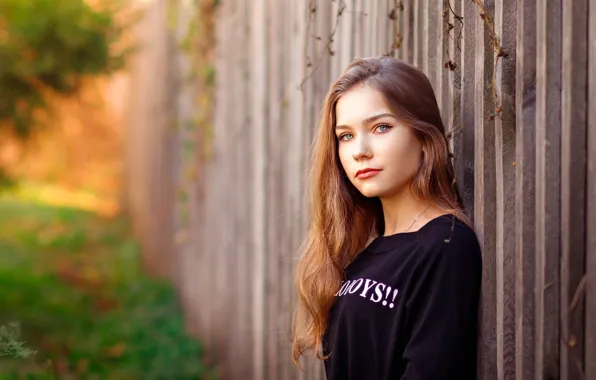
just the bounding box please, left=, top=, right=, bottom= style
left=378, top=138, right=421, bottom=174
left=337, top=145, right=362, bottom=186
left=337, top=145, right=351, bottom=172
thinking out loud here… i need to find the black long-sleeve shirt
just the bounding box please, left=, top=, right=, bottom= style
left=322, top=214, right=482, bottom=380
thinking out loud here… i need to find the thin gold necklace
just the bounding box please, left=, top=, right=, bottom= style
left=403, top=205, right=432, bottom=233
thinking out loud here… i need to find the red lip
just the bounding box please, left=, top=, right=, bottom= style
left=355, top=168, right=382, bottom=179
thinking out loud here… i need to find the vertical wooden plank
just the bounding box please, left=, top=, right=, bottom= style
left=236, top=0, right=253, bottom=376
left=420, top=0, right=429, bottom=71
left=377, top=0, right=390, bottom=55
left=223, top=1, right=236, bottom=372
left=387, top=0, right=397, bottom=58
left=412, top=0, right=422, bottom=67
left=368, top=0, right=378, bottom=55
left=171, top=0, right=186, bottom=305
left=338, top=0, right=354, bottom=71
left=232, top=2, right=246, bottom=376
left=560, top=0, right=588, bottom=378
left=219, top=2, right=236, bottom=375
left=287, top=2, right=308, bottom=379
left=388, top=0, right=395, bottom=58
left=329, top=0, right=341, bottom=81
left=402, top=0, right=414, bottom=63
left=221, top=1, right=236, bottom=376
left=474, top=0, right=498, bottom=378
left=213, top=0, right=223, bottom=362
left=445, top=0, right=462, bottom=156
left=423, top=0, right=439, bottom=94
left=514, top=0, right=537, bottom=378
left=310, top=3, right=331, bottom=378
left=395, top=0, right=404, bottom=60
left=368, top=0, right=378, bottom=56
left=439, top=0, right=450, bottom=127
left=535, top=0, right=562, bottom=378
left=586, top=1, right=596, bottom=378
left=166, top=6, right=177, bottom=280
left=493, top=0, right=516, bottom=378
left=170, top=0, right=196, bottom=340
left=226, top=3, right=239, bottom=372
left=208, top=0, right=229, bottom=366
left=156, top=0, right=174, bottom=280
left=146, top=0, right=175, bottom=280
left=202, top=4, right=214, bottom=361
left=280, top=0, right=295, bottom=377
left=439, top=0, right=463, bottom=150
left=202, top=171, right=213, bottom=364
left=245, top=0, right=255, bottom=375
left=266, top=0, right=282, bottom=377
left=434, top=0, right=443, bottom=96
left=353, top=0, right=366, bottom=58
left=193, top=0, right=209, bottom=337
left=298, top=3, right=316, bottom=380
left=311, top=0, right=332, bottom=171
left=215, top=17, right=228, bottom=365
left=363, top=0, right=372, bottom=58
left=141, top=0, right=160, bottom=279
left=455, top=0, right=476, bottom=216
left=250, top=0, right=268, bottom=377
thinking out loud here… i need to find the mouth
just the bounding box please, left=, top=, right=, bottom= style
left=355, top=168, right=382, bottom=179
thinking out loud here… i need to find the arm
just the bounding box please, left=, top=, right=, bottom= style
left=401, top=228, right=482, bottom=380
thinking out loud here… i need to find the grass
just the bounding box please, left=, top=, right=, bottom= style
left=0, top=184, right=214, bottom=379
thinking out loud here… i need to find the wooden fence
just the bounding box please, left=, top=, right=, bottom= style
left=124, top=0, right=596, bottom=379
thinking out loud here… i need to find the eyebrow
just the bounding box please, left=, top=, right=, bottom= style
left=335, top=112, right=396, bottom=130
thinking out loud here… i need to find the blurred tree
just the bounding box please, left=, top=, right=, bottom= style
left=0, top=0, right=133, bottom=184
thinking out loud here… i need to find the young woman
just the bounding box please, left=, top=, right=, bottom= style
left=292, top=57, right=482, bottom=380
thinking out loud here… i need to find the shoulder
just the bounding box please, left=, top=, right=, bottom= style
left=415, top=214, right=482, bottom=273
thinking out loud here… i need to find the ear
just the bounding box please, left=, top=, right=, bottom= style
left=418, top=147, right=426, bottom=168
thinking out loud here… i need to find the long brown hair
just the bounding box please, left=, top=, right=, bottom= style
left=291, top=56, right=470, bottom=366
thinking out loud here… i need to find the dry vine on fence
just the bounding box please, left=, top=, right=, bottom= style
left=471, top=0, right=507, bottom=119
left=301, top=0, right=507, bottom=120
left=300, top=0, right=347, bottom=90
left=442, top=0, right=507, bottom=120
left=442, top=0, right=463, bottom=71
left=387, top=0, right=404, bottom=56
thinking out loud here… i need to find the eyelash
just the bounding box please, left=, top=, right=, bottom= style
left=338, top=124, right=392, bottom=141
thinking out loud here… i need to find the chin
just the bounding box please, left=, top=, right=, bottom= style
left=355, top=185, right=384, bottom=198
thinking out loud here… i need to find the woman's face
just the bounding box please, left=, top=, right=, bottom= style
left=335, top=85, right=422, bottom=199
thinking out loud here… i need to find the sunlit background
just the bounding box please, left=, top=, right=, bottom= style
left=0, top=0, right=213, bottom=378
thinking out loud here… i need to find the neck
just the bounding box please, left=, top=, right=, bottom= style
left=379, top=187, right=434, bottom=236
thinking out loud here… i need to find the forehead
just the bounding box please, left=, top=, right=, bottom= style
left=335, top=85, right=391, bottom=126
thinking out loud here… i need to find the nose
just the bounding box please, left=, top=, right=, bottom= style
left=352, top=137, right=373, bottom=161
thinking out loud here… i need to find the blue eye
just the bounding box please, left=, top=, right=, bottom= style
left=339, top=133, right=354, bottom=141
left=376, top=124, right=391, bottom=133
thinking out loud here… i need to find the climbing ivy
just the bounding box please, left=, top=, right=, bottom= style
left=167, top=0, right=217, bottom=236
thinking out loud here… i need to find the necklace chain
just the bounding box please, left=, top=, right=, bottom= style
left=403, top=206, right=432, bottom=233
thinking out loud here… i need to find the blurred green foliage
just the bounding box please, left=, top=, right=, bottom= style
left=0, top=186, right=215, bottom=379
left=0, top=0, right=131, bottom=138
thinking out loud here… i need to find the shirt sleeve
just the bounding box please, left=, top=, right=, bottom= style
left=401, top=225, right=482, bottom=380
